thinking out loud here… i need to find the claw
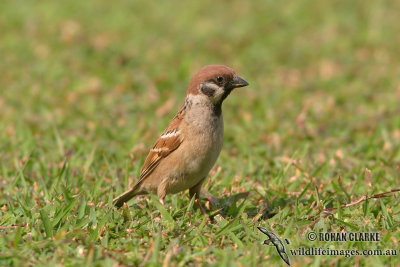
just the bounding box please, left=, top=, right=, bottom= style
left=187, top=212, right=193, bottom=226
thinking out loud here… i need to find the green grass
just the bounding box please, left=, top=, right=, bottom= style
left=1, top=0, right=400, bottom=266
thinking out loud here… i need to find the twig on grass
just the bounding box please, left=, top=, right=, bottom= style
left=0, top=224, right=27, bottom=229
left=308, top=189, right=400, bottom=222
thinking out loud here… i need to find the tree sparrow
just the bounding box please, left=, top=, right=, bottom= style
left=113, top=65, right=248, bottom=213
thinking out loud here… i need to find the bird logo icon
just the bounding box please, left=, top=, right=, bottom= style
left=257, top=227, right=291, bottom=266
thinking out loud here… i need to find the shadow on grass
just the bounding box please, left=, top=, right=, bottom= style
left=201, top=190, right=293, bottom=220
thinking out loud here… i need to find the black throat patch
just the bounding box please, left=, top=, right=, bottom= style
left=219, top=87, right=233, bottom=104
left=212, top=104, right=222, bottom=116
left=212, top=87, right=234, bottom=117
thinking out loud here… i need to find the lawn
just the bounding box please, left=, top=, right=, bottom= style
left=1, top=0, right=400, bottom=266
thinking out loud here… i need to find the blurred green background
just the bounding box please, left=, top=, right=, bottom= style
left=1, top=0, right=399, bottom=266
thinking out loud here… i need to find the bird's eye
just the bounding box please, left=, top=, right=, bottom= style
left=216, top=76, right=224, bottom=83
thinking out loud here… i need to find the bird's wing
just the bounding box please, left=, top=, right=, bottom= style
left=276, top=246, right=291, bottom=266
left=132, top=105, right=185, bottom=188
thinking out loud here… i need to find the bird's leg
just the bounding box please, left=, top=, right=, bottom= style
left=157, top=180, right=167, bottom=207
left=195, top=199, right=207, bottom=216
left=189, top=178, right=210, bottom=219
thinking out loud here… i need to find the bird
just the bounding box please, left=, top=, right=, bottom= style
left=257, top=227, right=291, bottom=266
left=113, top=65, right=249, bottom=213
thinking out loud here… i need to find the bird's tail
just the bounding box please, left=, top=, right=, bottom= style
left=113, top=187, right=139, bottom=208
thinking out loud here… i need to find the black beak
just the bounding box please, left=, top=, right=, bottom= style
left=232, top=76, right=249, bottom=88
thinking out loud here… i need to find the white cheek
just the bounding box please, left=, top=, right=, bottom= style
left=213, top=87, right=225, bottom=102
left=202, top=82, right=225, bottom=103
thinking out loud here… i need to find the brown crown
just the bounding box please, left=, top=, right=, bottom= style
left=186, top=65, right=236, bottom=95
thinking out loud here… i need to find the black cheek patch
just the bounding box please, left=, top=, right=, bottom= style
left=200, top=84, right=215, bottom=97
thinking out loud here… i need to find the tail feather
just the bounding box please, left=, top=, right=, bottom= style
left=113, top=187, right=139, bottom=208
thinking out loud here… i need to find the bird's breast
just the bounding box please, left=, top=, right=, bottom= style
left=182, top=109, right=224, bottom=177
left=162, top=107, right=224, bottom=194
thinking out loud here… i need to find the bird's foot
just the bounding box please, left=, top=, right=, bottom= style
left=195, top=199, right=212, bottom=223
left=201, top=190, right=220, bottom=210
left=187, top=212, right=193, bottom=226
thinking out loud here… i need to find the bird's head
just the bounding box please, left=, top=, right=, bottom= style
left=186, top=65, right=248, bottom=106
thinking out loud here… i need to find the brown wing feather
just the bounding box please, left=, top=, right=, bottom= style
left=132, top=105, right=186, bottom=188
